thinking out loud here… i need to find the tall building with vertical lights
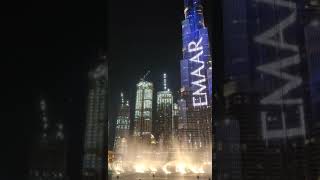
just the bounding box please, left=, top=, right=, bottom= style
left=28, top=98, right=67, bottom=180
left=179, top=0, right=212, bottom=151
left=82, top=56, right=108, bottom=180
left=114, top=92, right=130, bottom=154
left=155, top=73, right=173, bottom=149
left=134, top=79, right=153, bottom=137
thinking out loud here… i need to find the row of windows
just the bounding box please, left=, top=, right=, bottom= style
left=116, top=125, right=130, bottom=129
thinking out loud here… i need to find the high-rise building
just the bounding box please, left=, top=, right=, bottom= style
left=82, top=56, right=108, bottom=180
left=155, top=73, right=173, bottom=149
left=28, top=98, right=67, bottom=180
left=179, top=0, right=212, bottom=151
left=172, top=103, right=180, bottom=136
left=114, top=92, right=130, bottom=154
left=221, top=0, right=311, bottom=179
left=215, top=117, right=241, bottom=180
left=134, top=79, right=153, bottom=137
left=303, top=1, right=320, bottom=179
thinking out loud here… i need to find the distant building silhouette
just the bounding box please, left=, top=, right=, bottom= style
left=82, top=55, right=108, bottom=180
left=155, top=73, right=173, bottom=149
left=114, top=92, right=130, bottom=154
left=28, top=98, right=67, bottom=180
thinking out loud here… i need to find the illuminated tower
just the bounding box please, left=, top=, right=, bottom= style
left=181, top=0, right=212, bottom=104
left=82, top=56, right=108, bottom=180
left=114, top=92, right=130, bottom=154
left=28, top=98, right=67, bottom=180
left=221, top=0, right=311, bottom=179
left=179, top=0, right=212, bottom=151
left=134, top=78, right=153, bottom=137
left=133, top=78, right=153, bottom=146
left=155, top=73, right=173, bottom=149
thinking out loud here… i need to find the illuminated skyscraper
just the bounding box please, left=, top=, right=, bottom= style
left=28, top=98, right=67, bottom=180
left=114, top=92, right=130, bottom=154
left=134, top=79, right=153, bottom=137
left=221, top=0, right=311, bottom=179
left=179, top=0, right=212, bottom=151
left=181, top=0, right=212, bottom=105
left=155, top=73, right=173, bottom=149
left=82, top=56, right=108, bottom=180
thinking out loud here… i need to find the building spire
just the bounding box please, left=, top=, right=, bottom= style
left=40, top=98, right=49, bottom=141
left=184, top=0, right=204, bottom=27
left=121, top=92, right=124, bottom=106
left=184, top=0, right=201, bottom=9
left=55, top=122, right=64, bottom=140
left=163, top=73, right=167, bottom=91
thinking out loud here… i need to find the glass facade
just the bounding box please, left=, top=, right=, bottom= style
left=114, top=93, right=130, bottom=154
left=181, top=0, right=212, bottom=107
left=134, top=80, right=153, bottom=136
left=179, top=0, right=212, bottom=154
left=303, top=2, right=320, bottom=179
left=155, top=90, right=173, bottom=147
left=82, top=61, right=108, bottom=180
left=221, top=0, right=313, bottom=179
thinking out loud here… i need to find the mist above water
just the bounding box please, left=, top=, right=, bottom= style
left=110, top=135, right=212, bottom=175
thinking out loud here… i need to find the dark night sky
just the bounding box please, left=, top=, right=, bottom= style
left=1, top=0, right=106, bottom=179
left=0, top=0, right=215, bottom=179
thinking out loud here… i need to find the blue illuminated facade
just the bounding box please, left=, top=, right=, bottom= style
left=181, top=0, right=212, bottom=107
left=178, top=0, right=212, bottom=153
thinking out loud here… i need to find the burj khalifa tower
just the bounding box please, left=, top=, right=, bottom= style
left=179, top=0, right=212, bottom=151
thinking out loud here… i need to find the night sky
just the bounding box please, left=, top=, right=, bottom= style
left=2, top=0, right=106, bottom=179
left=0, top=0, right=216, bottom=179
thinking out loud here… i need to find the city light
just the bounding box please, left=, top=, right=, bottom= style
left=188, top=37, right=209, bottom=107
left=134, top=164, right=146, bottom=173
left=109, top=136, right=212, bottom=176
left=108, top=0, right=213, bottom=179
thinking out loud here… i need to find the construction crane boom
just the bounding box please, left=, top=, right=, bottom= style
left=141, top=70, right=151, bottom=81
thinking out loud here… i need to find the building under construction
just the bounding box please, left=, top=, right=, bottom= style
left=155, top=73, right=174, bottom=150
left=133, top=71, right=154, bottom=146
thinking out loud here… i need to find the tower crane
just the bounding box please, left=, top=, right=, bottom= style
left=141, top=70, right=151, bottom=81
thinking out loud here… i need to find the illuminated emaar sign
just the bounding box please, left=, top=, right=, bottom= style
left=180, top=0, right=212, bottom=107
left=254, top=0, right=306, bottom=141
left=188, top=37, right=208, bottom=107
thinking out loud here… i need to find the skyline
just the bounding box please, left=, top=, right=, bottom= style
left=1, top=0, right=213, bottom=179
left=2, top=0, right=218, bottom=179
left=108, top=0, right=213, bottom=178
left=108, top=0, right=212, bottom=145
left=3, top=0, right=320, bottom=179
